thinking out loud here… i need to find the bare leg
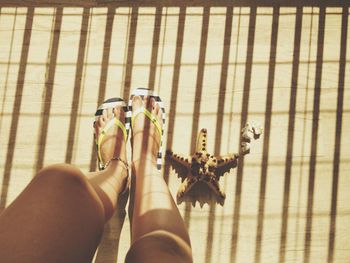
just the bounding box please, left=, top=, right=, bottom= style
left=126, top=96, right=192, bottom=263
left=0, top=106, right=128, bottom=262
left=87, top=106, right=129, bottom=220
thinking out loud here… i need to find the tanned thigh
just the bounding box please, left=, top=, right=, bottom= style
left=0, top=164, right=105, bottom=263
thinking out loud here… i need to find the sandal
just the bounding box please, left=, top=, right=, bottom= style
left=94, top=97, right=130, bottom=171
left=128, top=88, right=166, bottom=170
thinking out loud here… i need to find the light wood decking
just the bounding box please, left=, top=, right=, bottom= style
left=0, top=1, right=349, bottom=262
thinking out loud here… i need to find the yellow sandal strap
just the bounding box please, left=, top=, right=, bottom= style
left=96, top=117, right=128, bottom=166
left=131, top=107, right=162, bottom=137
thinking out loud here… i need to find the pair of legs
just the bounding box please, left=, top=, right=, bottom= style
left=0, top=96, right=192, bottom=262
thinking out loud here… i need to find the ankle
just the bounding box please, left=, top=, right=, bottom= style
left=104, top=159, right=129, bottom=177
left=132, top=157, right=158, bottom=176
left=100, top=137, right=126, bottom=167
left=132, top=143, right=158, bottom=162
left=132, top=156, right=157, bottom=166
left=104, top=157, right=128, bottom=170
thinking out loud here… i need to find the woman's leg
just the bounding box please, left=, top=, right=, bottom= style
left=0, top=106, right=128, bottom=262
left=126, top=96, right=192, bottom=263
left=87, top=106, right=129, bottom=220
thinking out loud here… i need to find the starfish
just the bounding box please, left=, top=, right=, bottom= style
left=166, top=122, right=262, bottom=207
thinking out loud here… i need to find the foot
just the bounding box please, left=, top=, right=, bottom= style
left=131, top=96, right=163, bottom=166
left=89, top=105, right=129, bottom=221
left=94, top=106, right=128, bottom=178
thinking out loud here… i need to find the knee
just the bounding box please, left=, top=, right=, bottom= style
left=36, top=163, right=89, bottom=189
left=34, top=164, right=104, bottom=217
left=126, top=230, right=193, bottom=263
left=35, top=162, right=105, bottom=211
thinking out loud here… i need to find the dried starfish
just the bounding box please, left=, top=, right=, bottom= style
left=166, top=122, right=262, bottom=207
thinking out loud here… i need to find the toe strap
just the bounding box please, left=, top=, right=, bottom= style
left=96, top=117, right=128, bottom=168
left=100, top=117, right=128, bottom=142
left=131, top=107, right=162, bottom=137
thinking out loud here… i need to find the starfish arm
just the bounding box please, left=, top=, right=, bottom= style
left=166, top=150, right=191, bottom=167
left=176, top=177, right=197, bottom=204
left=216, top=153, right=239, bottom=177
left=165, top=150, right=191, bottom=180
left=177, top=177, right=196, bottom=197
left=196, top=128, right=207, bottom=152
left=205, top=179, right=226, bottom=205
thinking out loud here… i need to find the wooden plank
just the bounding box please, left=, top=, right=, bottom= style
left=0, top=4, right=349, bottom=263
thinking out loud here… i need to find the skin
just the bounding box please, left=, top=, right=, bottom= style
left=126, top=96, right=192, bottom=262
left=0, top=96, right=192, bottom=263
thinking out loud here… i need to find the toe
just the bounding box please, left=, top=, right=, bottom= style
left=94, top=120, right=99, bottom=134
left=132, top=96, right=143, bottom=110
left=102, top=109, right=108, bottom=121
left=114, top=105, right=125, bottom=122
left=150, top=98, right=157, bottom=114
left=96, top=117, right=104, bottom=134
left=155, top=102, right=160, bottom=114
left=107, top=108, right=113, bottom=119
left=113, top=106, right=120, bottom=120
left=157, top=106, right=163, bottom=127
left=98, top=116, right=105, bottom=126
left=144, top=95, right=153, bottom=111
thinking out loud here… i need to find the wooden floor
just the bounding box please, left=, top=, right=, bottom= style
left=0, top=1, right=350, bottom=262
